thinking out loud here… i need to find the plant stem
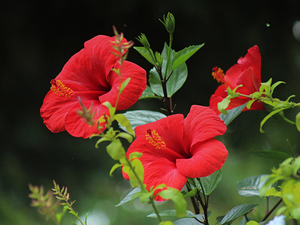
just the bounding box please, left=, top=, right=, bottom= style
left=266, top=196, right=269, bottom=214
left=125, top=157, right=162, bottom=222
left=197, top=179, right=209, bottom=225
left=186, top=183, right=200, bottom=214
left=163, top=33, right=173, bottom=80
left=149, top=197, right=162, bottom=222
left=260, top=198, right=283, bottom=222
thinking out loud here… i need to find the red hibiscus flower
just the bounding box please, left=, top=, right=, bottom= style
left=123, top=105, right=228, bottom=201
left=40, top=35, right=146, bottom=138
left=209, top=45, right=265, bottom=115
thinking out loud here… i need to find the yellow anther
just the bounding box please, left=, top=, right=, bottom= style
left=50, top=79, right=74, bottom=97
left=145, top=129, right=166, bottom=150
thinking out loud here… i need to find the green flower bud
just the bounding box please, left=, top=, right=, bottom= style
left=136, top=33, right=151, bottom=50
left=160, top=12, right=175, bottom=34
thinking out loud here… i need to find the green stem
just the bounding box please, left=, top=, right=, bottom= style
left=286, top=139, right=295, bottom=158
left=149, top=197, right=162, bottom=222
left=197, top=179, right=209, bottom=225
left=186, top=182, right=200, bottom=214
left=163, top=33, right=173, bottom=80
left=283, top=116, right=296, bottom=125
left=125, top=157, right=162, bottom=222
left=239, top=93, right=300, bottom=108
left=260, top=198, right=283, bottom=222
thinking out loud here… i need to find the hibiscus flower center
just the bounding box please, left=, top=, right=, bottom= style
left=50, top=79, right=74, bottom=97
left=145, top=129, right=166, bottom=150
left=212, top=67, right=230, bottom=86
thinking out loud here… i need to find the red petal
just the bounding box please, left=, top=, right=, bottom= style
left=40, top=91, right=78, bottom=132
left=209, top=85, right=227, bottom=115
left=237, top=45, right=261, bottom=82
left=236, top=67, right=261, bottom=93
left=225, top=45, right=261, bottom=87
left=177, top=139, right=228, bottom=178
left=99, top=61, right=147, bottom=110
left=143, top=158, right=187, bottom=201
left=183, top=105, right=226, bottom=151
left=65, top=100, right=109, bottom=138
left=84, top=35, right=125, bottom=80
left=134, top=114, right=187, bottom=158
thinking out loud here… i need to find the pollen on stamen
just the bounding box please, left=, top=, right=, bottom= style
left=50, top=79, right=74, bottom=97
left=212, top=67, right=225, bottom=83
left=212, top=67, right=231, bottom=86
left=145, top=129, right=166, bottom=150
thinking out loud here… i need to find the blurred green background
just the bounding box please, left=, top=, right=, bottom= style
left=1, top=0, right=300, bottom=224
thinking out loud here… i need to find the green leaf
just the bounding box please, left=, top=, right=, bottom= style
left=184, top=188, right=197, bottom=197
left=265, top=187, right=281, bottom=197
left=102, top=101, right=116, bottom=117
left=120, top=110, right=166, bottom=131
left=173, top=214, right=209, bottom=225
left=119, top=77, right=131, bottom=94
left=296, top=112, right=300, bottom=132
left=158, top=187, right=187, bottom=218
left=260, top=176, right=285, bottom=196
left=159, top=221, right=174, bottom=225
left=147, top=209, right=195, bottom=218
left=246, top=221, right=259, bottom=225
left=198, top=169, right=222, bottom=195
left=218, top=97, right=231, bottom=114
left=129, top=152, right=143, bottom=161
left=139, top=86, right=160, bottom=100
left=148, top=67, right=163, bottom=96
left=114, top=113, right=134, bottom=136
left=84, top=213, right=89, bottom=225
left=115, top=132, right=133, bottom=143
left=248, top=150, right=290, bottom=161
left=109, top=163, right=122, bottom=176
left=162, top=43, right=188, bottom=97
left=149, top=43, right=188, bottom=97
left=116, top=187, right=141, bottom=206
left=166, top=62, right=188, bottom=97
left=236, top=175, right=277, bottom=197
left=219, top=103, right=247, bottom=126
left=106, top=139, right=125, bottom=160
left=260, top=108, right=286, bottom=133
left=68, top=210, right=79, bottom=218
left=128, top=159, right=144, bottom=187
left=271, top=81, right=285, bottom=95
left=220, top=203, right=258, bottom=225
left=134, top=46, right=155, bottom=65
left=171, top=44, right=204, bottom=71
left=132, top=188, right=152, bottom=203
left=246, top=99, right=256, bottom=109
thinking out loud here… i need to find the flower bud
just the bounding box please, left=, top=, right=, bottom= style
left=160, top=12, right=175, bottom=34
left=136, top=33, right=151, bottom=50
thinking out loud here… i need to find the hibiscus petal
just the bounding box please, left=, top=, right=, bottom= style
left=184, top=105, right=226, bottom=150
left=40, top=91, right=78, bottom=132
left=84, top=35, right=125, bottom=80
left=225, top=45, right=261, bottom=87
left=225, top=63, right=243, bottom=86
left=237, top=45, right=261, bottom=82
left=143, top=158, right=187, bottom=201
left=176, top=138, right=228, bottom=178
left=209, top=85, right=227, bottom=115
left=134, top=114, right=187, bottom=158
left=57, top=50, right=109, bottom=91
left=65, top=100, right=109, bottom=138
left=98, top=61, right=147, bottom=110
left=236, top=67, right=261, bottom=93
